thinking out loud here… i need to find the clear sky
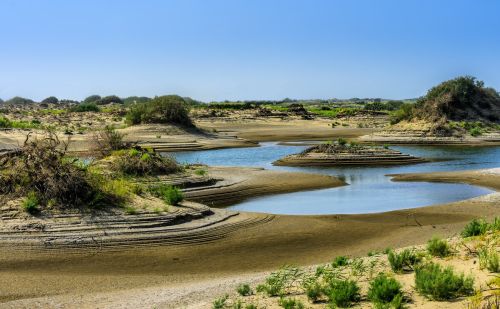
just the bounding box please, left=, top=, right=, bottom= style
left=1, top=0, right=499, bottom=102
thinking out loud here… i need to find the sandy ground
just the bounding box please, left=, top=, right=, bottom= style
left=0, top=168, right=499, bottom=308
left=0, top=124, right=256, bottom=154
left=195, top=118, right=375, bottom=142
left=184, top=166, right=346, bottom=206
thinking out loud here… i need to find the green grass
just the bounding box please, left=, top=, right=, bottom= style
left=277, top=297, right=304, bottom=309
left=479, top=248, right=500, bottom=273
left=256, top=265, right=303, bottom=297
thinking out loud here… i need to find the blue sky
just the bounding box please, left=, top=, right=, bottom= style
left=0, top=0, right=499, bottom=102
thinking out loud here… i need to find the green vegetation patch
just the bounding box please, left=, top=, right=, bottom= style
left=126, top=95, right=193, bottom=127
left=414, top=263, right=474, bottom=300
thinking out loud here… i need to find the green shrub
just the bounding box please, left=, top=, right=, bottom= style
left=490, top=217, right=500, bottom=231
left=71, top=102, right=100, bottom=112
left=469, top=127, right=483, bottom=137
left=195, top=168, right=207, bottom=176
left=0, top=115, right=12, bottom=128
left=22, top=191, right=39, bottom=214
left=324, top=279, right=360, bottom=308
left=337, top=138, right=347, bottom=146
left=303, top=279, right=323, bottom=303
left=461, top=218, right=489, bottom=237
left=256, top=265, right=303, bottom=297
left=236, top=283, right=252, bottom=296
left=388, top=249, right=421, bottom=273
left=332, top=255, right=349, bottom=268
left=426, top=237, right=451, bottom=257
left=414, top=263, right=474, bottom=300
left=97, top=95, right=123, bottom=105
left=277, top=297, right=304, bottom=309
left=148, top=185, right=184, bottom=206
left=126, top=95, right=193, bottom=126
left=244, top=304, right=257, bottom=309
left=389, top=103, right=414, bottom=124
left=368, top=273, right=404, bottom=307
left=479, top=248, right=500, bottom=273
left=212, top=294, right=228, bottom=309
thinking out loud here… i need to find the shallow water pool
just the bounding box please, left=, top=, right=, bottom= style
left=171, top=144, right=499, bottom=215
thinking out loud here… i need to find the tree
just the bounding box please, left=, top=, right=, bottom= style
left=126, top=95, right=193, bottom=126
left=4, top=96, right=34, bottom=105
left=98, top=95, right=123, bottom=105
left=41, top=96, right=59, bottom=104
left=83, top=95, right=101, bottom=104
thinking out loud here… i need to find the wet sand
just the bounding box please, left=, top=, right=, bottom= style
left=1, top=169, right=499, bottom=307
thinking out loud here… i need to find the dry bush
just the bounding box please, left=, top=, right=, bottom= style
left=91, top=125, right=131, bottom=157
left=112, top=147, right=181, bottom=176
left=0, top=133, right=122, bottom=210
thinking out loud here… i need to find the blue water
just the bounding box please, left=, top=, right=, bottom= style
left=171, top=144, right=499, bottom=215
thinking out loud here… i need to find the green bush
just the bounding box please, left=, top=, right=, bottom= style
left=71, top=102, right=100, bottom=112
left=126, top=95, right=193, bottom=126
left=414, top=263, right=474, bottom=300
left=41, top=96, right=59, bottom=104
left=461, top=218, right=489, bottom=237
left=277, top=297, right=304, bottom=309
left=212, top=294, right=228, bottom=309
left=426, top=237, right=451, bottom=257
left=479, top=248, right=500, bottom=273
left=236, top=283, right=252, bottom=296
left=303, top=279, right=323, bottom=303
left=98, top=95, right=123, bottom=105
left=389, top=103, right=414, bottom=124
left=387, top=249, right=421, bottom=273
left=336, top=138, right=348, bottom=146
left=83, top=95, right=101, bottom=104
left=332, top=255, right=349, bottom=268
left=367, top=273, right=404, bottom=307
left=469, top=127, right=483, bottom=136
left=324, top=279, right=360, bottom=308
left=0, top=115, right=12, bottom=128
left=22, top=191, right=39, bottom=214
left=490, top=217, right=500, bottom=231
left=148, top=185, right=184, bottom=206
